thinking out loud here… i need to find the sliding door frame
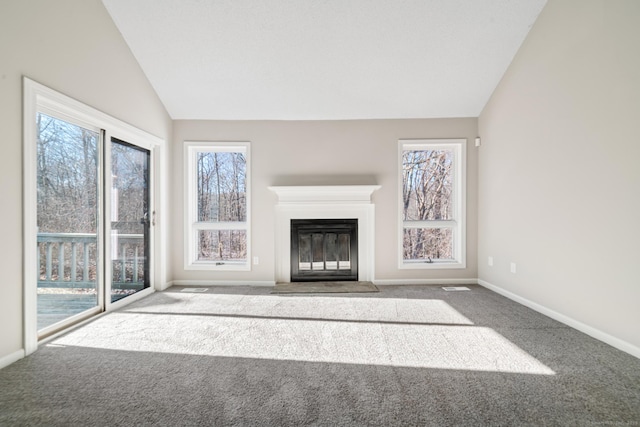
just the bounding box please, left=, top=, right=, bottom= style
left=23, top=77, right=165, bottom=355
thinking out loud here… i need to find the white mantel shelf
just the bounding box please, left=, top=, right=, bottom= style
left=268, top=185, right=381, bottom=204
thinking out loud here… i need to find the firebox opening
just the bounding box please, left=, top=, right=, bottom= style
left=290, top=219, right=358, bottom=282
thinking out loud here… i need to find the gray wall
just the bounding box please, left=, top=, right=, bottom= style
left=171, top=119, right=478, bottom=284
left=0, top=0, right=172, bottom=362
left=478, top=0, right=640, bottom=350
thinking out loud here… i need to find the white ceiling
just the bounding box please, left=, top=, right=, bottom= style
left=102, top=0, right=546, bottom=120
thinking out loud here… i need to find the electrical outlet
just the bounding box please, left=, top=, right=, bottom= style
left=510, top=262, right=517, bottom=274
left=253, top=256, right=259, bottom=265
left=488, top=256, right=493, bottom=267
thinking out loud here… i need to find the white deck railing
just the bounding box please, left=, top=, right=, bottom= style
left=37, top=232, right=145, bottom=289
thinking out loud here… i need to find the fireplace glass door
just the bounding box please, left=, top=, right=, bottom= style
left=291, top=219, right=357, bottom=282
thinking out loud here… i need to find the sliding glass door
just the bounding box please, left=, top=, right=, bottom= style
left=25, top=78, right=161, bottom=352
left=35, top=116, right=153, bottom=337
left=110, top=138, right=151, bottom=302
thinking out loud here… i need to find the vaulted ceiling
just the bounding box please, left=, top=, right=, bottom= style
left=102, top=0, right=547, bottom=120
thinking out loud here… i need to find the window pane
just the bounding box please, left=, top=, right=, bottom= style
left=403, top=228, right=453, bottom=261
left=197, top=151, right=246, bottom=222
left=198, top=230, right=247, bottom=262
left=36, top=113, right=100, bottom=329
left=37, top=113, right=99, bottom=234
left=402, top=149, right=453, bottom=221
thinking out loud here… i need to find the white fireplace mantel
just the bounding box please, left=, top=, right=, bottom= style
left=269, top=185, right=381, bottom=283
left=268, top=185, right=381, bottom=204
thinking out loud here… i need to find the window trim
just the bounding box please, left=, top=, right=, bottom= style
left=398, top=138, right=466, bottom=269
left=183, top=141, right=251, bottom=271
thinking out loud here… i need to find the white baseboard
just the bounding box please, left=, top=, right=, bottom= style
left=477, top=279, right=640, bottom=360
left=170, top=278, right=478, bottom=289
left=374, top=278, right=478, bottom=286
left=170, top=279, right=477, bottom=287
left=168, top=280, right=276, bottom=287
left=155, top=281, right=171, bottom=291
left=0, top=349, right=25, bottom=370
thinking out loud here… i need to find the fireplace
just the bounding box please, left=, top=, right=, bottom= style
left=269, top=185, right=381, bottom=283
left=291, top=219, right=358, bottom=282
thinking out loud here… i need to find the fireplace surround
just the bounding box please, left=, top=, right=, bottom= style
left=269, top=185, right=381, bottom=283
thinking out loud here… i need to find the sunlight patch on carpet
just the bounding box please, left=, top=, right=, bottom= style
left=56, top=314, right=555, bottom=375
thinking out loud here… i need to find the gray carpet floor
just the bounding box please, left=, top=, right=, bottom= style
left=1, top=284, right=639, bottom=426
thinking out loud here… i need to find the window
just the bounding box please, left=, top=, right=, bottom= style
left=184, top=142, right=250, bottom=270
left=399, top=139, right=466, bottom=268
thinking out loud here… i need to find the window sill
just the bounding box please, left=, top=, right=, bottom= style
left=399, top=260, right=466, bottom=270
left=185, top=261, right=250, bottom=271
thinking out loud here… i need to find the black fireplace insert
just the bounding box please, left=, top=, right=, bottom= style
left=290, top=219, right=358, bottom=282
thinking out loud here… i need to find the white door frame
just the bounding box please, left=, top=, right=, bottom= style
left=23, top=77, right=166, bottom=354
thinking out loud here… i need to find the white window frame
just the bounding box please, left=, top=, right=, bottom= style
left=184, top=141, right=251, bottom=270
left=398, top=138, right=466, bottom=269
